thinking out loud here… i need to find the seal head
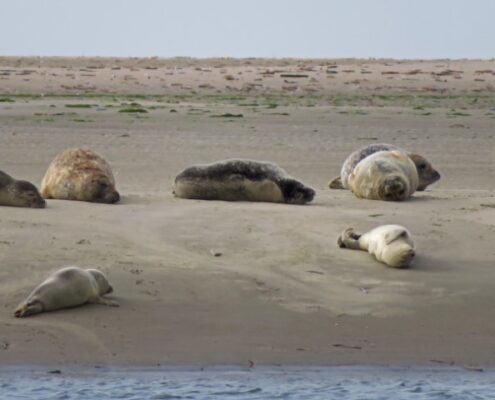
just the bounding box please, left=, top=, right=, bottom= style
left=0, top=171, right=45, bottom=208
left=408, top=154, right=441, bottom=191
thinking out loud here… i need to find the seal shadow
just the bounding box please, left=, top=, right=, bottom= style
left=410, top=255, right=453, bottom=272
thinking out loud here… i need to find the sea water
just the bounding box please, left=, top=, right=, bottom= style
left=0, top=366, right=494, bottom=399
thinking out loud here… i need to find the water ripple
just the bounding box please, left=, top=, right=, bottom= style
left=0, top=367, right=494, bottom=400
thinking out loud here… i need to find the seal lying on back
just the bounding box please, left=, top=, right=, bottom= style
left=14, top=266, right=118, bottom=318
left=0, top=170, right=45, bottom=208
left=329, top=143, right=440, bottom=191
left=41, top=148, right=120, bottom=203
left=338, top=224, right=415, bottom=268
left=174, top=159, right=315, bottom=204
left=347, top=150, right=419, bottom=201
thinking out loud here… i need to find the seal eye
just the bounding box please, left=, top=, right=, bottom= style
left=418, top=163, right=426, bottom=170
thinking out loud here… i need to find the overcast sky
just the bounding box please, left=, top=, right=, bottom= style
left=1, top=0, right=493, bottom=59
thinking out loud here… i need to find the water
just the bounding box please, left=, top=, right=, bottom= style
left=0, top=366, right=494, bottom=400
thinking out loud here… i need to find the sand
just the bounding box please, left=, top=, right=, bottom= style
left=0, top=57, right=494, bottom=368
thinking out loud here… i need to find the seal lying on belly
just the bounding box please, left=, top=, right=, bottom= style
left=338, top=224, right=416, bottom=268
left=347, top=150, right=419, bottom=201
left=329, top=143, right=440, bottom=191
left=173, top=159, right=315, bottom=204
left=41, top=148, right=120, bottom=203
left=0, top=170, right=45, bottom=208
left=15, top=266, right=118, bottom=318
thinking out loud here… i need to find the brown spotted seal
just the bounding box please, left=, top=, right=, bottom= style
left=15, top=266, right=118, bottom=317
left=174, top=159, right=315, bottom=204
left=41, top=148, right=120, bottom=203
left=347, top=150, right=419, bottom=201
left=0, top=170, right=45, bottom=208
left=329, top=143, right=440, bottom=191
left=338, top=224, right=415, bottom=268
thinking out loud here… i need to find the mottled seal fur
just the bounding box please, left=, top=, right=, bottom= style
left=174, top=159, right=315, bottom=204
left=15, top=266, right=118, bottom=318
left=329, top=143, right=440, bottom=191
left=0, top=170, right=45, bottom=208
left=338, top=224, right=415, bottom=268
left=347, top=150, right=419, bottom=201
left=41, top=148, right=120, bottom=203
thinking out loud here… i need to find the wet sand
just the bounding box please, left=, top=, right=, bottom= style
left=0, top=57, right=494, bottom=368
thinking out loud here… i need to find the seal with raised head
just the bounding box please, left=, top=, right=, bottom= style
left=41, top=148, right=120, bottom=203
left=328, top=143, right=440, bottom=191
left=337, top=224, right=415, bottom=268
left=347, top=150, right=419, bottom=201
left=0, top=170, right=45, bottom=208
left=174, top=159, right=315, bottom=204
left=14, top=266, right=118, bottom=318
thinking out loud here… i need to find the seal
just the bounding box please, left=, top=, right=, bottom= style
left=337, top=224, right=415, bottom=268
left=174, top=159, right=315, bottom=204
left=347, top=150, right=419, bottom=201
left=329, top=143, right=440, bottom=191
left=0, top=170, right=45, bottom=208
left=14, top=266, right=118, bottom=317
left=41, top=148, right=120, bottom=203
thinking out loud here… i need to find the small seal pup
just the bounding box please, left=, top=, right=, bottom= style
left=41, top=148, right=120, bottom=203
left=174, top=159, right=315, bottom=204
left=0, top=171, right=45, bottom=208
left=338, top=224, right=415, bottom=268
left=329, top=143, right=440, bottom=191
left=347, top=150, right=419, bottom=201
left=14, top=267, right=118, bottom=318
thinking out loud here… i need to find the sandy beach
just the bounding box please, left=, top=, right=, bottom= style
left=0, top=57, right=494, bottom=368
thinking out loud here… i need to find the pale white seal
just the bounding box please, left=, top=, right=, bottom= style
left=347, top=150, right=419, bottom=201
left=338, top=224, right=416, bottom=268
left=329, top=143, right=440, bottom=191
left=14, top=267, right=118, bottom=317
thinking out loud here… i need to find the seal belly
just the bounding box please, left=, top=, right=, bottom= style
left=174, top=178, right=284, bottom=202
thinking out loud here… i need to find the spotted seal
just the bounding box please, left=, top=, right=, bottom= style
left=329, top=143, right=440, bottom=191
left=347, top=150, right=419, bottom=201
left=0, top=170, right=45, bottom=208
left=173, top=159, right=315, bottom=204
left=41, top=148, right=120, bottom=203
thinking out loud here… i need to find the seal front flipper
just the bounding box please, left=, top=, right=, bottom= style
left=14, top=299, right=44, bottom=318
left=328, top=176, right=344, bottom=189
left=89, top=296, right=119, bottom=307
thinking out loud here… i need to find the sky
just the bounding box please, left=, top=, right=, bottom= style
left=1, top=0, right=493, bottom=59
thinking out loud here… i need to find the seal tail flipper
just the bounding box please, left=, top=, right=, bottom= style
left=337, top=227, right=362, bottom=249
left=328, top=176, right=344, bottom=189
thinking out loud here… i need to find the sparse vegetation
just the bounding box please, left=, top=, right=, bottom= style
left=210, top=113, right=243, bottom=118
left=65, top=104, right=94, bottom=108
left=119, top=107, right=148, bottom=113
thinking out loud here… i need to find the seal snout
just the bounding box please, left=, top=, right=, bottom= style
left=32, top=198, right=46, bottom=208
left=305, top=187, right=316, bottom=202
left=106, top=190, right=120, bottom=204
left=14, top=306, right=24, bottom=318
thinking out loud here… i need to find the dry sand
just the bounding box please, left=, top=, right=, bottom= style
left=0, top=57, right=494, bottom=368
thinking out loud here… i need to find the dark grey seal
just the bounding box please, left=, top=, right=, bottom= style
left=174, top=159, right=315, bottom=204
left=0, top=170, right=45, bottom=208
